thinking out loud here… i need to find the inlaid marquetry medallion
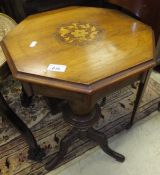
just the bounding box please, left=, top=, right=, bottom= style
left=56, top=22, right=101, bottom=45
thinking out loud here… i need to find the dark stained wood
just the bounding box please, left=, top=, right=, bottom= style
left=127, top=69, right=152, bottom=128
left=23, top=0, right=92, bottom=15
left=45, top=104, right=125, bottom=171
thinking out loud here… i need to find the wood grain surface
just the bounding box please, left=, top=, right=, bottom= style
left=105, top=0, right=160, bottom=43
left=2, top=6, right=154, bottom=86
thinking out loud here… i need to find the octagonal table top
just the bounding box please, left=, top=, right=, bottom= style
left=1, top=6, right=155, bottom=93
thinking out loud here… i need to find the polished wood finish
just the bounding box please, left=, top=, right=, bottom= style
left=2, top=7, right=154, bottom=86
left=1, top=6, right=155, bottom=170
left=104, top=0, right=160, bottom=43
left=103, top=0, right=160, bottom=70
left=1, top=6, right=155, bottom=115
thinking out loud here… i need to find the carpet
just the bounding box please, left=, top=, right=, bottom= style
left=0, top=76, right=160, bottom=175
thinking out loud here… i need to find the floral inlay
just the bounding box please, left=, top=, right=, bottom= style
left=56, top=22, right=100, bottom=45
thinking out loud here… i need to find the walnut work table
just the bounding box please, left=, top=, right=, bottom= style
left=1, top=7, right=155, bottom=171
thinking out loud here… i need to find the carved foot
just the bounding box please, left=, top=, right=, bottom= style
left=28, top=146, right=46, bottom=162
left=45, top=128, right=79, bottom=171
left=101, top=144, right=125, bottom=162
left=87, top=128, right=125, bottom=162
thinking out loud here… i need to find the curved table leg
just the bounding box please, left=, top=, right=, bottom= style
left=0, top=92, right=45, bottom=161
left=45, top=104, right=125, bottom=171
left=45, top=128, right=79, bottom=171
left=87, top=128, right=125, bottom=162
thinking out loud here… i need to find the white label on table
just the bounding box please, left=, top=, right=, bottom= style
left=47, top=64, right=67, bottom=72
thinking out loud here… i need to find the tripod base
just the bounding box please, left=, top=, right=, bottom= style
left=45, top=104, right=125, bottom=171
